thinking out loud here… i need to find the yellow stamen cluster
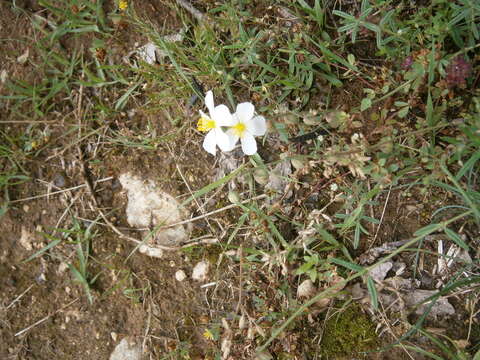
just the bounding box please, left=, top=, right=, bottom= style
left=232, top=122, right=246, bottom=137
left=119, top=0, right=128, bottom=11
left=203, top=328, right=214, bottom=340
left=197, top=116, right=216, bottom=132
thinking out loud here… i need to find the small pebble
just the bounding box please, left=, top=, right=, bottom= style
left=192, top=261, right=209, bottom=282
left=111, top=178, right=122, bottom=191
left=297, top=279, right=316, bottom=299
left=36, top=273, right=46, bottom=283
left=58, top=262, right=68, bottom=274
left=53, top=173, right=67, bottom=188
left=139, top=245, right=163, bottom=258
left=175, top=270, right=186, bottom=282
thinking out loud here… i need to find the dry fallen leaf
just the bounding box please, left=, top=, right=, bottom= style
left=17, top=49, right=29, bottom=64
left=297, top=279, right=316, bottom=299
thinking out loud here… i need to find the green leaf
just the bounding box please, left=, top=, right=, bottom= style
left=473, top=349, right=480, bottom=360
left=361, top=97, right=372, bottom=111
left=332, top=10, right=356, bottom=21
left=330, top=258, right=363, bottom=272
left=295, top=261, right=313, bottom=275
left=115, top=81, right=141, bottom=111
left=413, top=223, right=442, bottom=238
left=366, top=276, right=378, bottom=310
left=426, top=91, right=433, bottom=126
left=456, top=150, right=480, bottom=180
left=398, top=106, right=409, bottom=118
left=181, top=164, right=246, bottom=206
left=444, top=228, right=469, bottom=251
left=347, top=54, right=355, bottom=65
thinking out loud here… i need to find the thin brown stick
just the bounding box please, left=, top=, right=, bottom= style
left=1, top=120, right=58, bottom=124
left=158, top=194, right=267, bottom=230
left=6, top=285, right=34, bottom=310
left=9, top=177, right=114, bottom=203
left=371, top=184, right=392, bottom=248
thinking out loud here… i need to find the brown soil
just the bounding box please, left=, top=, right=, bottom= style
left=1, top=1, right=477, bottom=359
left=0, top=1, right=224, bottom=359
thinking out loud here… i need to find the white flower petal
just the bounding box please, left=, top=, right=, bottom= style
left=205, top=90, right=215, bottom=115
left=202, top=130, right=217, bottom=155
left=226, top=129, right=240, bottom=150
left=241, top=134, right=257, bottom=155
left=212, top=105, right=234, bottom=127
left=236, top=102, right=254, bottom=123
left=199, top=110, right=209, bottom=119
left=215, top=129, right=234, bottom=152
left=245, top=115, right=266, bottom=136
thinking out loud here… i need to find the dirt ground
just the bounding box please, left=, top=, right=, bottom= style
left=0, top=1, right=220, bottom=358
left=1, top=1, right=478, bottom=359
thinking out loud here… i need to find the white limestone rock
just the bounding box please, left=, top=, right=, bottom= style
left=119, top=173, right=190, bottom=248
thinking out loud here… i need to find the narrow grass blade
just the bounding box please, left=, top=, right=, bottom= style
left=413, top=223, right=442, bottom=237
left=22, top=237, right=61, bottom=263
left=456, top=150, right=480, bottom=180
left=181, top=164, right=246, bottom=206
left=396, top=345, right=444, bottom=360
left=330, top=258, right=363, bottom=272
left=444, top=228, right=469, bottom=250
left=366, top=276, right=378, bottom=310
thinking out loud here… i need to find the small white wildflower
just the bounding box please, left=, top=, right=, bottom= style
left=197, top=91, right=234, bottom=155
left=226, top=102, right=266, bottom=156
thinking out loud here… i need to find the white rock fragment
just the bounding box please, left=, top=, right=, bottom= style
left=17, top=49, right=29, bottom=64
left=175, top=270, right=186, bottom=282
left=57, top=262, right=68, bottom=274
left=405, top=290, right=455, bottom=318
left=119, top=173, right=190, bottom=248
left=224, top=250, right=237, bottom=257
left=439, top=244, right=472, bottom=277
left=192, top=261, right=209, bottom=282
left=0, top=69, right=7, bottom=84
left=137, top=42, right=158, bottom=64
left=138, top=245, right=163, bottom=258
left=110, top=338, right=143, bottom=360
left=368, top=262, right=393, bottom=282
left=297, top=279, right=316, bottom=299
left=19, top=226, right=33, bottom=251
left=136, top=32, right=184, bottom=65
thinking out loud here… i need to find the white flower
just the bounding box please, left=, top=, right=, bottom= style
left=226, top=102, right=266, bottom=155
left=197, top=91, right=234, bottom=155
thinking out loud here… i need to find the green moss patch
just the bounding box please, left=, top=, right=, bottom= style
left=320, top=304, right=378, bottom=358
